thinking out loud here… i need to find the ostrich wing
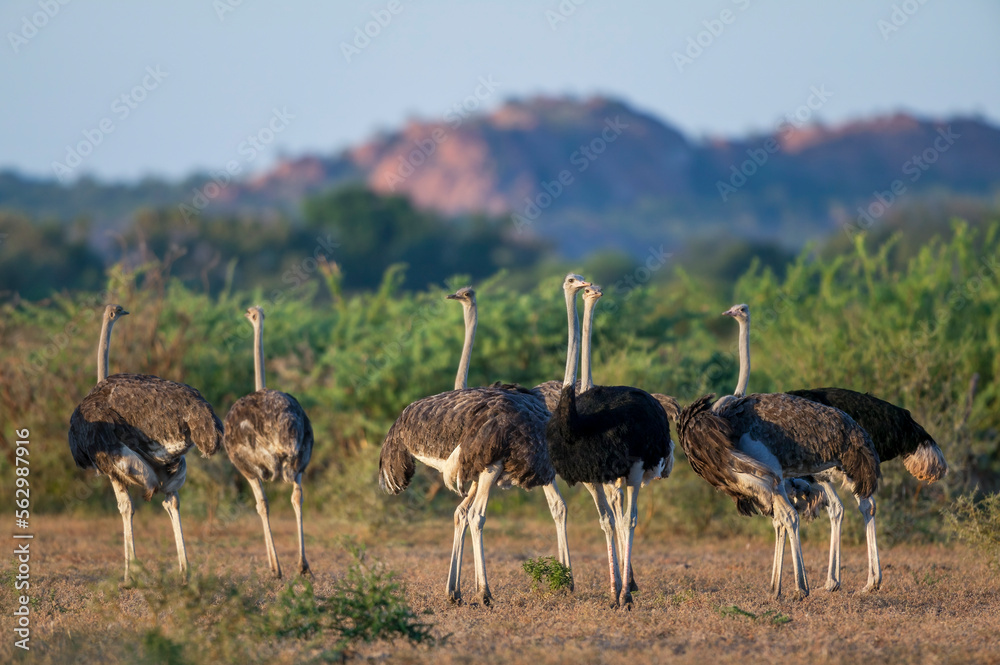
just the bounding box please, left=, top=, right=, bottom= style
left=71, top=374, right=223, bottom=462
left=223, top=389, right=313, bottom=483
left=718, top=393, right=880, bottom=497
left=382, top=385, right=553, bottom=491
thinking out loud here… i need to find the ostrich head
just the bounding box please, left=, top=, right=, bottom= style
left=105, top=304, right=129, bottom=322
left=722, top=303, right=750, bottom=323
left=582, top=284, right=603, bottom=304
left=563, top=273, right=591, bottom=295
left=446, top=286, right=476, bottom=307
left=245, top=305, right=265, bottom=326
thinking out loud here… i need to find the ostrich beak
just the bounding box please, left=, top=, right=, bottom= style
left=446, top=293, right=460, bottom=300
left=120, top=309, right=130, bottom=316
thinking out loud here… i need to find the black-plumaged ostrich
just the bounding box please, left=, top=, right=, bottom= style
left=546, top=281, right=672, bottom=609
left=223, top=306, right=314, bottom=578
left=776, top=386, right=947, bottom=591
left=678, top=303, right=882, bottom=598
left=378, top=286, right=568, bottom=605
left=440, top=285, right=572, bottom=594
left=68, top=305, right=223, bottom=581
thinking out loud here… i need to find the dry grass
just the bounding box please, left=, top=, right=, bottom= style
left=3, top=510, right=999, bottom=664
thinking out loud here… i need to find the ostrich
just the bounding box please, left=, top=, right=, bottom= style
left=378, top=288, right=567, bottom=606
left=546, top=281, right=672, bottom=609
left=68, top=304, right=223, bottom=581
left=440, top=285, right=572, bottom=594
left=778, top=386, right=947, bottom=591
left=222, top=306, right=314, bottom=578
left=679, top=303, right=882, bottom=598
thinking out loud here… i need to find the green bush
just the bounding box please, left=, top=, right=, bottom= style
left=942, top=492, right=1000, bottom=573
left=522, top=556, right=574, bottom=592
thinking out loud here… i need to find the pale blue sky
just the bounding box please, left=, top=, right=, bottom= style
left=2, top=0, right=997, bottom=182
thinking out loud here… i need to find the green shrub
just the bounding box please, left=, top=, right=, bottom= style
left=522, top=556, right=574, bottom=592
left=942, top=492, right=1000, bottom=573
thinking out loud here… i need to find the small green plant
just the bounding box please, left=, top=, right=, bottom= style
left=522, top=556, right=574, bottom=592
left=943, top=492, right=1000, bottom=573
left=270, top=578, right=326, bottom=639
left=326, top=542, right=439, bottom=649
left=717, top=604, right=791, bottom=626
left=263, top=541, right=439, bottom=656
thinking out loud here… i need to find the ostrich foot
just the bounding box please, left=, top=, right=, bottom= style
left=824, top=579, right=840, bottom=592
left=618, top=590, right=634, bottom=610
left=480, top=589, right=493, bottom=607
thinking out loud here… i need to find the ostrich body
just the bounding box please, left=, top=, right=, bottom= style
left=546, top=282, right=672, bottom=608
left=68, top=305, right=223, bottom=581
left=378, top=286, right=568, bottom=605
left=223, top=306, right=314, bottom=578
left=779, top=387, right=946, bottom=590
left=678, top=304, right=882, bottom=598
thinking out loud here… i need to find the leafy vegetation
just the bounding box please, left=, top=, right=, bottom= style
left=0, top=214, right=997, bottom=548
left=942, top=492, right=1000, bottom=573
left=522, top=556, right=574, bottom=592
left=62, top=543, right=440, bottom=665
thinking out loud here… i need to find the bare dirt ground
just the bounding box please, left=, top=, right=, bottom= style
left=4, top=511, right=999, bottom=664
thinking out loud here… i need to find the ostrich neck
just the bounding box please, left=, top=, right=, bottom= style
left=253, top=320, right=266, bottom=391
left=96, top=315, right=115, bottom=383
left=454, top=303, right=477, bottom=390
left=734, top=317, right=750, bottom=397
left=580, top=297, right=598, bottom=391
left=562, top=289, right=581, bottom=388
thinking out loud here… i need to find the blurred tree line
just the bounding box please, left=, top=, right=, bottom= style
left=0, top=185, right=550, bottom=301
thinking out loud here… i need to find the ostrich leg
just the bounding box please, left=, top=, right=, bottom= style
left=542, top=481, right=572, bottom=579
left=818, top=480, right=844, bottom=591
left=112, top=480, right=136, bottom=582
left=583, top=482, right=622, bottom=607
left=446, top=481, right=478, bottom=603
left=467, top=465, right=502, bottom=606
left=291, top=472, right=310, bottom=576
left=162, top=491, right=189, bottom=577
left=248, top=477, right=282, bottom=578
left=858, top=495, right=882, bottom=592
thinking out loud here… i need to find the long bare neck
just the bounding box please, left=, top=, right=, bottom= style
left=253, top=319, right=266, bottom=391
left=96, top=315, right=115, bottom=383
left=454, top=302, right=477, bottom=390
left=580, top=297, right=598, bottom=391
left=734, top=317, right=750, bottom=397
left=561, top=289, right=581, bottom=388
